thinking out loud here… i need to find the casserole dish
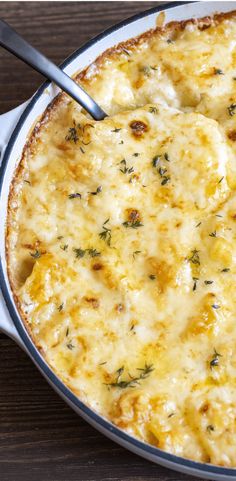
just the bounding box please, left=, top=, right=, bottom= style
left=1, top=2, right=236, bottom=478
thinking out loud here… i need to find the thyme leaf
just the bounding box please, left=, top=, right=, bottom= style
left=133, top=250, right=141, bottom=259
left=214, top=68, right=224, bottom=75
left=212, top=304, right=220, bottom=309
left=207, top=424, right=215, bottom=433
left=149, top=107, right=158, bottom=114
left=210, top=349, right=222, bottom=369
left=123, top=220, right=143, bottom=229
left=228, top=103, right=236, bottom=116
left=30, top=249, right=41, bottom=259
left=119, top=159, right=134, bottom=175
left=90, top=186, right=102, bottom=195
left=152, top=155, right=161, bottom=168
left=111, top=128, right=122, bottom=133
left=192, top=277, right=199, bottom=291
left=68, top=193, right=81, bottom=199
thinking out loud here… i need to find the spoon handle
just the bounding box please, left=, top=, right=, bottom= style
left=0, top=19, right=107, bottom=120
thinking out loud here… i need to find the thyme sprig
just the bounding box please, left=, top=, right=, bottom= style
left=188, top=249, right=200, bottom=265
left=73, top=247, right=101, bottom=259
left=99, top=219, right=112, bottom=246
left=65, top=121, right=79, bottom=143
left=106, top=363, right=154, bottom=389
left=119, top=159, right=134, bottom=175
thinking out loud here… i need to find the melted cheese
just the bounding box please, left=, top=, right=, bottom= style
left=7, top=11, right=236, bottom=466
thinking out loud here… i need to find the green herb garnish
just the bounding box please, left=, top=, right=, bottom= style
left=90, top=186, right=102, bottom=195
left=99, top=219, right=112, bottom=246
left=119, top=159, right=134, bottom=175
left=133, top=250, right=141, bottom=259
left=188, top=249, right=200, bottom=265
left=210, top=349, right=222, bottom=369
left=68, top=193, right=81, bottom=199
left=30, top=249, right=41, bottom=259
left=73, top=247, right=101, bottom=259
left=214, top=68, right=224, bottom=75
left=149, top=107, right=158, bottom=114
left=228, top=104, right=236, bottom=116
left=123, top=220, right=143, bottom=229
left=65, top=121, right=79, bottom=143
left=207, top=424, right=215, bottom=433
left=106, top=363, right=154, bottom=389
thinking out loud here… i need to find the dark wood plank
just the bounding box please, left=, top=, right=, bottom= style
left=0, top=0, right=164, bottom=114
left=0, top=3, right=205, bottom=481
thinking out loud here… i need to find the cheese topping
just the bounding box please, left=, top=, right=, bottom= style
left=7, top=11, right=236, bottom=466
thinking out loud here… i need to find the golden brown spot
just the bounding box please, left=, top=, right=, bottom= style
left=129, top=174, right=140, bottom=184
left=147, top=257, right=175, bottom=293
left=82, top=123, right=93, bottom=145
left=129, top=120, right=148, bottom=138
left=22, top=240, right=41, bottom=250
left=175, top=222, right=182, bottom=228
left=200, top=23, right=211, bottom=31
left=200, top=402, right=209, bottom=414
left=115, top=303, right=124, bottom=312
left=57, top=143, right=71, bottom=152
left=92, top=262, right=103, bottom=271
left=227, top=130, right=236, bottom=141
left=84, top=297, right=100, bottom=309
left=127, top=208, right=141, bottom=222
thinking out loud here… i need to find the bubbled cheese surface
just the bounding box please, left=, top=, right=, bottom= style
left=7, top=12, right=236, bottom=466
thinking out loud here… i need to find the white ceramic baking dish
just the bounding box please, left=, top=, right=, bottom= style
left=1, top=2, right=236, bottom=478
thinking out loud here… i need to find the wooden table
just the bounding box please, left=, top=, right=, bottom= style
left=0, top=3, right=205, bottom=480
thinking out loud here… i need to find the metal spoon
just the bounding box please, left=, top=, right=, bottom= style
left=0, top=19, right=107, bottom=121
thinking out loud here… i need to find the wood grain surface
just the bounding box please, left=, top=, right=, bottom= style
left=0, top=3, right=205, bottom=481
